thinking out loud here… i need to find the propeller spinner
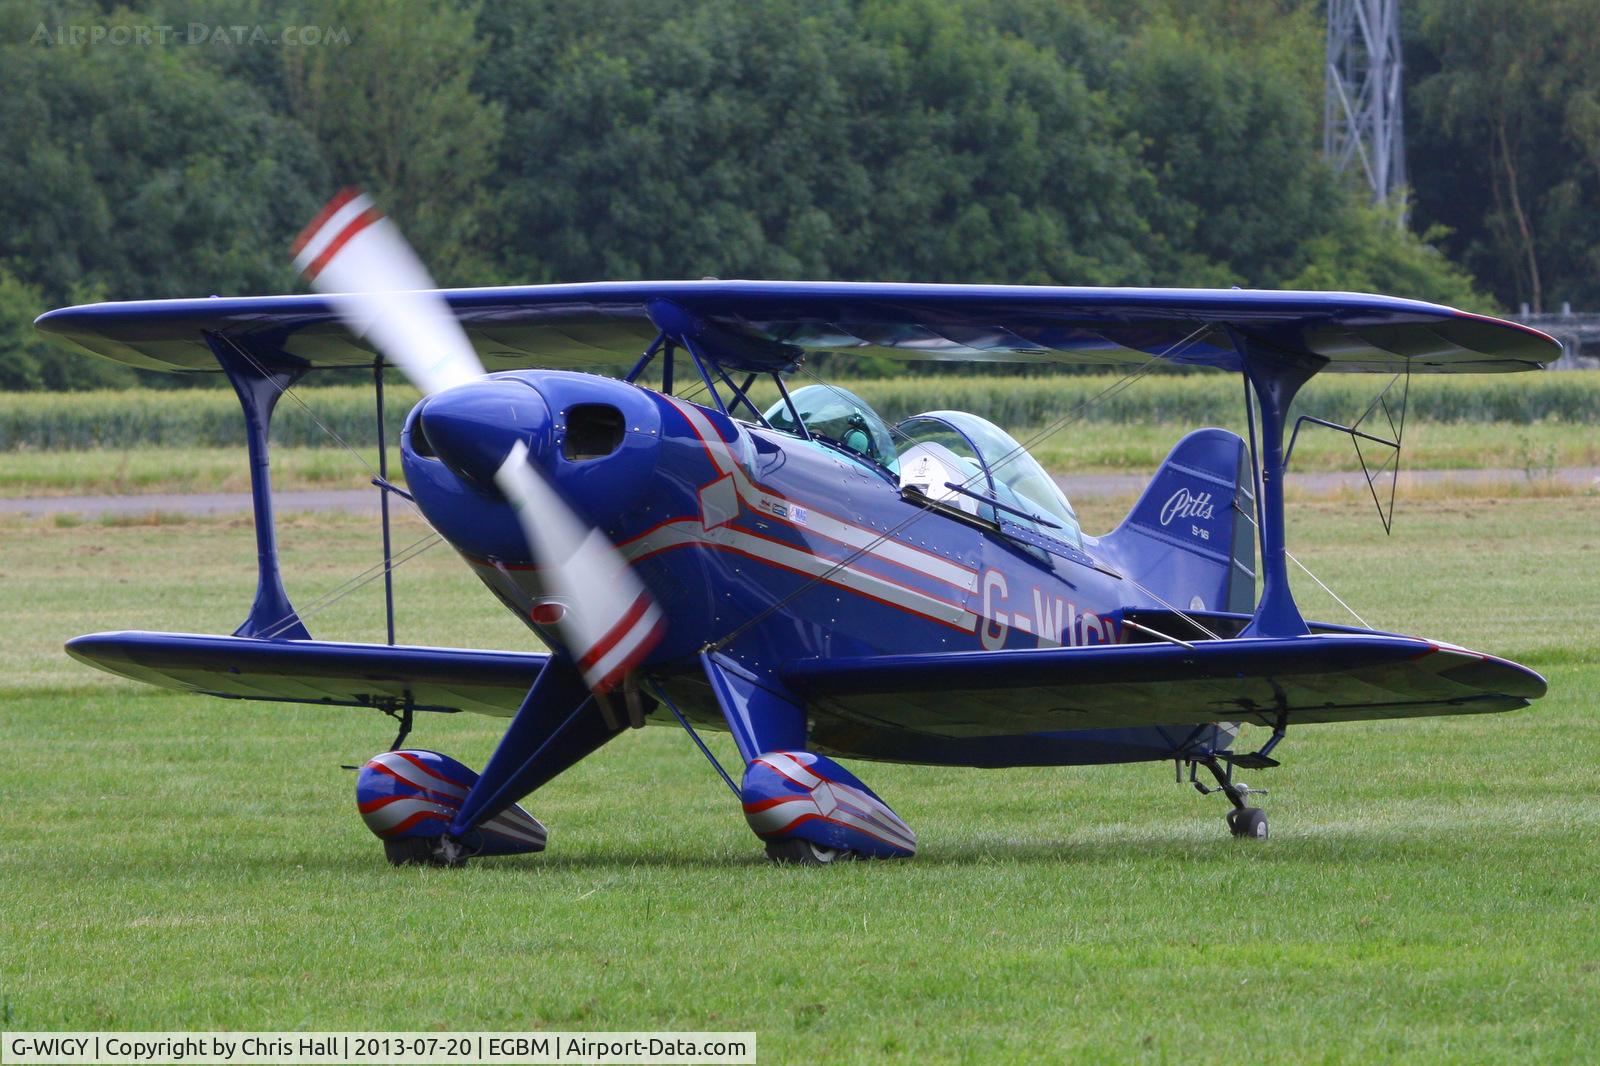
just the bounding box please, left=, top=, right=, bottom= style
left=292, top=189, right=663, bottom=693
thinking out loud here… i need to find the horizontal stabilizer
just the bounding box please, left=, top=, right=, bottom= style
left=66, top=631, right=547, bottom=716
left=782, top=633, right=1545, bottom=736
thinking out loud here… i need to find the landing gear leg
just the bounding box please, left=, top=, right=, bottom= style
left=1193, top=755, right=1268, bottom=840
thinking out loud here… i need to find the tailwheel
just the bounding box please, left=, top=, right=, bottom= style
left=1191, top=755, right=1271, bottom=841
left=1227, top=807, right=1269, bottom=840
left=765, top=838, right=852, bottom=865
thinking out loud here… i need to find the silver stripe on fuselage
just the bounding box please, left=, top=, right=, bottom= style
left=621, top=519, right=979, bottom=631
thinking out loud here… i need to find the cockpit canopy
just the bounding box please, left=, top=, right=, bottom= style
left=895, top=411, right=1081, bottom=548
left=761, top=385, right=1081, bottom=550
left=763, top=385, right=899, bottom=473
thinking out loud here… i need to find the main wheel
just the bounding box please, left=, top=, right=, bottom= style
left=384, top=837, right=438, bottom=866
left=383, top=835, right=474, bottom=867
left=765, top=838, right=849, bottom=865
left=1227, top=807, right=1268, bottom=840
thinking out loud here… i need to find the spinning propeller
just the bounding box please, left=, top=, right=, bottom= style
left=292, top=190, right=663, bottom=693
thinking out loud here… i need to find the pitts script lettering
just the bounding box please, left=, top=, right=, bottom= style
left=1159, top=487, right=1215, bottom=526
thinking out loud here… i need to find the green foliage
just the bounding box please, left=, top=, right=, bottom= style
left=0, top=268, right=131, bottom=389
left=0, top=2, right=328, bottom=305
left=3, top=0, right=1583, bottom=389
left=480, top=0, right=1154, bottom=284
left=1282, top=202, right=1488, bottom=310
left=281, top=0, right=504, bottom=283
left=1408, top=0, right=1600, bottom=311
left=478, top=0, right=1477, bottom=296
left=1109, top=6, right=1331, bottom=286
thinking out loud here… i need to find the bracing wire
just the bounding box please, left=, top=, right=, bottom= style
left=1120, top=573, right=1225, bottom=641
left=258, top=531, right=442, bottom=638
left=1288, top=550, right=1372, bottom=630
left=1232, top=499, right=1373, bottom=630
left=213, top=335, right=447, bottom=638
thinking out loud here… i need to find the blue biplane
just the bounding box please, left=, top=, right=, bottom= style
left=39, top=192, right=1558, bottom=864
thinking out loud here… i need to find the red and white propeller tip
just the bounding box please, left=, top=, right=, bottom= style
left=291, top=188, right=484, bottom=395
left=294, top=189, right=663, bottom=693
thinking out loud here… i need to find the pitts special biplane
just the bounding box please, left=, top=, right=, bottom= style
left=41, top=192, right=1558, bottom=864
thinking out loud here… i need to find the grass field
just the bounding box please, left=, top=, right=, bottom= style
left=3, top=419, right=1597, bottom=499
left=2, top=488, right=1597, bottom=1060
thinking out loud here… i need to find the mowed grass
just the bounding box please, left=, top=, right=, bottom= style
left=2, top=496, right=1598, bottom=1061
left=3, top=418, right=1597, bottom=498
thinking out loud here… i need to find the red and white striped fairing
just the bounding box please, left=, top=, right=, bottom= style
left=742, top=750, right=917, bottom=855
left=356, top=750, right=547, bottom=850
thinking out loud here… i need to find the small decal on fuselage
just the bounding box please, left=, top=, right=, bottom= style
left=757, top=497, right=808, bottom=525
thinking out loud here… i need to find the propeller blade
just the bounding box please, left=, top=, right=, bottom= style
left=294, top=190, right=663, bottom=692
left=291, top=188, right=483, bottom=395
left=494, top=443, right=664, bottom=693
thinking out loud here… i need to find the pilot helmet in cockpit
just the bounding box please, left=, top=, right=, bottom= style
left=763, top=384, right=898, bottom=472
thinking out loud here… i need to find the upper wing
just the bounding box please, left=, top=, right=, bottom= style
left=66, top=631, right=546, bottom=716
left=35, top=281, right=1558, bottom=375
left=781, top=632, right=1546, bottom=738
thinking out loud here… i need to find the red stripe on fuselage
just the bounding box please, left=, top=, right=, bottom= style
left=663, top=400, right=976, bottom=581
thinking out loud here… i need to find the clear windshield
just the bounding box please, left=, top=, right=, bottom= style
left=898, top=410, right=1081, bottom=547
left=893, top=422, right=991, bottom=519
left=764, top=384, right=899, bottom=474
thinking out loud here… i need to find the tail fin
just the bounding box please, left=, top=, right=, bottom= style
left=1098, top=429, right=1256, bottom=614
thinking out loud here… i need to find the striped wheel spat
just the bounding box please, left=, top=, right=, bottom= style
left=356, top=749, right=546, bottom=856
left=740, top=750, right=916, bottom=859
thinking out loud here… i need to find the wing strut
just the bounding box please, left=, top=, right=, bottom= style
left=1233, top=330, right=1326, bottom=638
left=207, top=333, right=311, bottom=641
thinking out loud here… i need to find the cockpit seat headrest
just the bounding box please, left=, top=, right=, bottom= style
left=897, top=441, right=981, bottom=516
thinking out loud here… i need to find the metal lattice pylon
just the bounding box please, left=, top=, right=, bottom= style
left=1324, top=0, right=1408, bottom=211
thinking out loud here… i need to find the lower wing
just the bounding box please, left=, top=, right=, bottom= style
left=66, top=631, right=546, bottom=716
left=782, top=633, right=1545, bottom=738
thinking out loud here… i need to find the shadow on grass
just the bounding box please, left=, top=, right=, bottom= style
left=246, top=828, right=1438, bottom=876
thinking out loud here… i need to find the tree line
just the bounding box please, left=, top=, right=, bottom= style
left=1, top=0, right=1593, bottom=389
